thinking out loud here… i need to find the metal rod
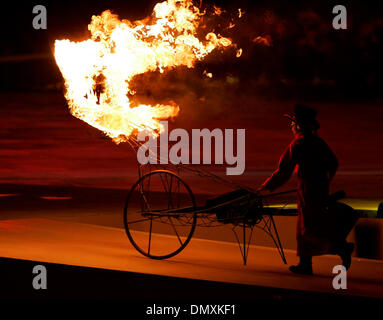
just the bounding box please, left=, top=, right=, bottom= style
left=269, top=215, right=287, bottom=264
left=243, top=220, right=246, bottom=265
left=259, top=189, right=297, bottom=198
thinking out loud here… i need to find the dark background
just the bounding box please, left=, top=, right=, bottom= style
left=1, top=0, right=383, bottom=199
left=2, top=0, right=383, bottom=100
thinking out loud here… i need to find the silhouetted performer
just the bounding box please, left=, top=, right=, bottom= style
left=259, top=104, right=354, bottom=275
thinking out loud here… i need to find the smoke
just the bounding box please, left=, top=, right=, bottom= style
left=129, top=65, right=242, bottom=120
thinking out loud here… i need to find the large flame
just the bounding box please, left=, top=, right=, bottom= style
left=54, top=0, right=232, bottom=143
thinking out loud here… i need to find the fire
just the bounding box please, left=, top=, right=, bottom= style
left=54, top=0, right=233, bottom=143
left=253, top=35, right=271, bottom=46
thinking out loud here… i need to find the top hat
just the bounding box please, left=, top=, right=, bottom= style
left=284, top=104, right=320, bottom=130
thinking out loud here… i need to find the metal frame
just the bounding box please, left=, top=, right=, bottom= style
left=124, top=165, right=295, bottom=265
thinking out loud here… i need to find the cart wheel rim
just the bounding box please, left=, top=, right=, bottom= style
left=124, top=170, right=197, bottom=259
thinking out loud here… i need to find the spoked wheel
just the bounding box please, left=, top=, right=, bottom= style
left=124, top=170, right=197, bottom=259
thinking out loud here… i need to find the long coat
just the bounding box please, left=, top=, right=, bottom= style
left=262, top=132, right=339, bottom=256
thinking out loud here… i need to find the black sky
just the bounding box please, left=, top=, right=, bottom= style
left=2, top=0, right=383, bottom=99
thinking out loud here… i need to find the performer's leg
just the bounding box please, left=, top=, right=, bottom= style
left=338, top=242, right=354, bottom=270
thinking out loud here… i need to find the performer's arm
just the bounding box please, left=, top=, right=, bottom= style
left=262, top=140, right=298, bottom=192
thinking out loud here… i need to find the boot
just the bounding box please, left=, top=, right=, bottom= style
left=289, top=256, right=313, bottom=275
left=339, top=242, right=354, bottom=270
